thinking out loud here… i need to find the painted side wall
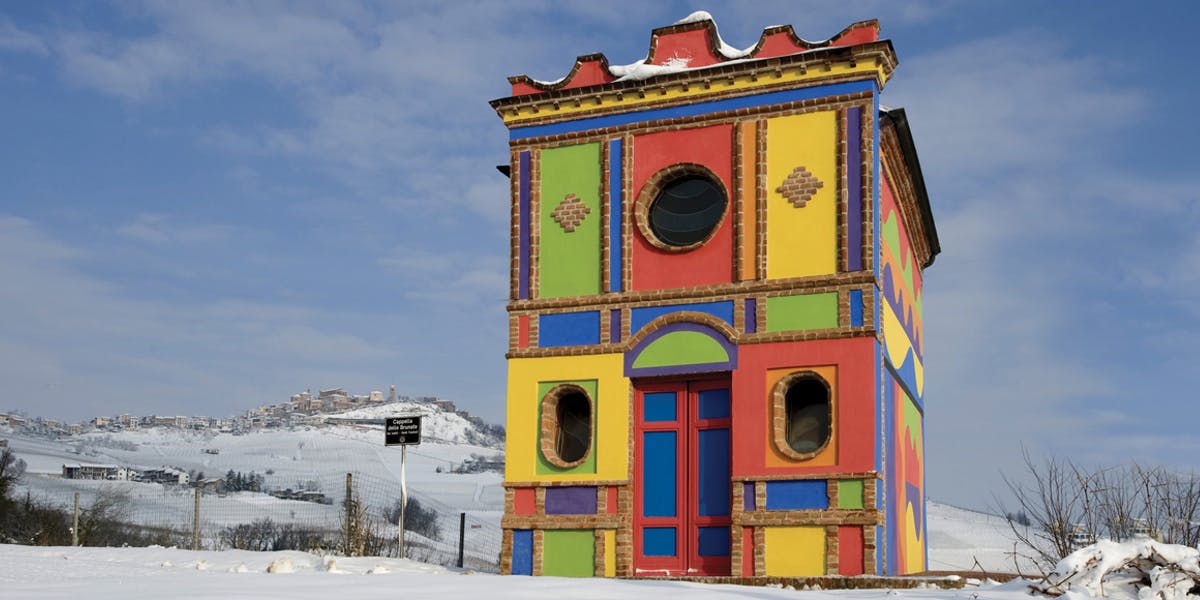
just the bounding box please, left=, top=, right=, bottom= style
left=879, top=173, right=925, bottom=402
left=884, top=371, right=926, bottom=575
left=506, top=353, right=629, bottom=482
left=630, top=125, right=734, bottom=291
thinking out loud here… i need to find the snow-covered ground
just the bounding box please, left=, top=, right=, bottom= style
left=0, top=543, right=1037, bottom=600
left=3, top=422, right=1034, bottom=576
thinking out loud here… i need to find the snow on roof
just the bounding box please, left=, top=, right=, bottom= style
left=507, top=13, right=881, bottom=96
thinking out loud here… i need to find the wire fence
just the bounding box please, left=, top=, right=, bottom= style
left=12, top=470, right=503, bottom=572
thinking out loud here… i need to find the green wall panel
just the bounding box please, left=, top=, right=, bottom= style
left=632, top=331, right=729, bottom=368
left=539, top=143, right=601, bottom=298
left=837, top=479, right=864, bottom=509
left=535, top=380, right=598, bottom=476
left=765, top=293, right=839, bottom=332
left=542, top=529, right=595, bottom=577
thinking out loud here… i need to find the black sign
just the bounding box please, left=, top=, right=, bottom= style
left=385, top=416, right=422, bottom=446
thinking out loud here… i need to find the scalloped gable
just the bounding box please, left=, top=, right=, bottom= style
left=506, top=16, right=880, bottom=97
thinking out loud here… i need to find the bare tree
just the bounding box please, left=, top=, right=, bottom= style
left=1000, top=449, right=1088, bottom=565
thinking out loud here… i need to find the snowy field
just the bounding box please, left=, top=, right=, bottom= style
left=3, top=409, right=504, bottom=526
left=2, top=417, right=1036, bottom=576
left=2, top=413, right=505, bottom=567
left=0, top=544, right=1037, bottom=600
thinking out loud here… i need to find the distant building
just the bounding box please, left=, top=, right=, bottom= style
left=62, top=464, right=131, bottom=481
left=141, top=467, right=189, bottom=486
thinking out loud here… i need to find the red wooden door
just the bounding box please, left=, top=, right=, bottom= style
left=633, top=377, right=732, bottom=576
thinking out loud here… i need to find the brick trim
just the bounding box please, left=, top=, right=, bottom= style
left=502, top=515, right=624, bottom=529
left=735, top=509, right=881, bottom=527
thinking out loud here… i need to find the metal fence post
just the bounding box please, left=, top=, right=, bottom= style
left=457, top=512, right=466, bottom=568
left=72, top=492, right=79, bottom=547
left=192, top=487, right=200, bottom=550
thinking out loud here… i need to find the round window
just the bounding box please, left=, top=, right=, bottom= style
left=648, top=174, right=727, bottom=247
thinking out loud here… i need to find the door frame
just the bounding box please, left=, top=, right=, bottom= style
left=631, top=374, right=732, bottom=577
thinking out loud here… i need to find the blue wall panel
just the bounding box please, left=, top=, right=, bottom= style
left=609, top=139, right=623, bottom=293
left=538, top=311, right=601, bottom=347
left=630, top=301, right=735, bottom=334
left=643, top=431, right=677, bottom=517
left=512, top=529, right=533, bottom=575
left=511, top=81, right=876, bottom=140
left=765, top=480, right=829, bottom=510
left=850, top=289, right=864, bottom=326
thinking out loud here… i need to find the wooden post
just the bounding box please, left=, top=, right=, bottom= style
left=192, top=487, right=200, bottom=550
left=72, top=492, right=79, bottom=546
left=345, top=472, right=353, bottom=556
left=457, top=512, right=466, bottom=568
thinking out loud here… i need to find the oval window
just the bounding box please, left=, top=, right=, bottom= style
left=648, top=174, right=727, bottom=247
left=772, top=373, right=832, bottom=459
left=540, top=385, right=592, bottom=467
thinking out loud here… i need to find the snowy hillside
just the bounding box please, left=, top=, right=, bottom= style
left=319, top=400, right=503, bottom=448
left=2, top=418, right=506, bottom=569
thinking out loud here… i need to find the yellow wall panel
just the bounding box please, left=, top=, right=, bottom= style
left=764, top=526, right=826, bottom=576
left=765, top=111, right=838, bottom=279
left=604, top=530, right=616, bottom=577
left=506, top=353, right=629, bottom=482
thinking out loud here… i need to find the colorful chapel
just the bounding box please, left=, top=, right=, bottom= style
left=491, top=13, right=939, bottom=578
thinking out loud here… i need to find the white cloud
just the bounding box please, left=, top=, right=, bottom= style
left=0, top=17, right=49, bottom=56
left=0, top=215, right=403, bottom=420
left=888, top=33, right=1146, bottom=182
left=117, top=213, right=236, bottom=245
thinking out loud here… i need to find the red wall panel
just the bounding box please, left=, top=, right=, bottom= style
left=631, top=125, right=735, bottom=291
left=730, top=337, right=876, bottom=477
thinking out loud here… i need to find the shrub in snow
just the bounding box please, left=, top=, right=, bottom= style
left=1032, top=539, right=1200, bottom=600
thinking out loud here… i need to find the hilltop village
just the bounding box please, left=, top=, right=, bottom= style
left=0, top=385, right=496, bottom=440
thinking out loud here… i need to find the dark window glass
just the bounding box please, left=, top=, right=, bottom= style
left=556, top=391, right=591, bottom=463
left=784, top=378, right=831, bottom=454
left=649, top=175, right=727, bottom=247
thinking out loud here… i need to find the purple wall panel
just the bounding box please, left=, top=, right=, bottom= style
left=610, top=309, right=621, bottom=343
left=744, top=298, right=757, bottom=334
left=544, top=486, right=598, bottom=515
left=846, top=107, right=863, bottom=272
left=743, top=482, right=756, bottom=511
left=518, top=151, right=531, bottom=299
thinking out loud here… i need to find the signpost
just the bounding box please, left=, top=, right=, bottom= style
left=385, top=416, right=421, bottom=558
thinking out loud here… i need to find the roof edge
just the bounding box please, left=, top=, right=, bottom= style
left=881, top=107, right=940, bottom=267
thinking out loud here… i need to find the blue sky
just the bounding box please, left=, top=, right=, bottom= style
left=1, top=1, right=1197, bottom=509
